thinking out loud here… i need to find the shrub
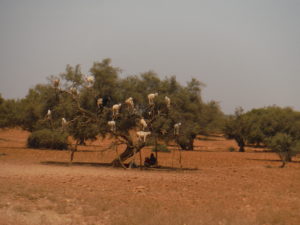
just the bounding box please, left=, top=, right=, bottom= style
left=152, top=144, right=171, bottom=153
left=268, top=133, right=300, bottom=167
left=228, top=146, right=235, bottom=152
left=27, top=129, right=69, bottom=150
left=176, top=134, right=196, bottom=150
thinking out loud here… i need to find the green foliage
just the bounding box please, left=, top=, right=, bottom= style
left=223, top=107, right=248, bottom=152
left=152, top=144, right=171, bottom=153
left=27, top=129, right=68, bottom=150
left=0, top=94, right=23, bottom=128
left=201, top=101, right=226, bottom=134
left=19, top=84, right=58, bottom=131
left=90, top=58, right=120, bottom=98
left=68, top=116, right=99, bottom=144
left=224, top=106, right=300, bottom=160
left=59, top=64, right=84, bottom=88
left=228, top=146, right=235, bottom=152
left=267, top=133, right=300, bottom=167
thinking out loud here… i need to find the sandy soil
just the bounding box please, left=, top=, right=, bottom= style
left=0, top=128, right=299, bottom=225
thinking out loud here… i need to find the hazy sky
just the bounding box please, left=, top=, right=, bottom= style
left=0, top=0, right=299, bottom=114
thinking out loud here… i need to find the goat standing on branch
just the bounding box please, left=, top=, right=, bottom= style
left=46, top=109, right=52, bottom=120
left=174, top=123, right=181, bottom=136
left=139, top=118, right=147, bottom=130
left=148, top=93, right=158, bottom=105
left=85, top=75, right=95, bottom=87
left=97, top=97, right=103, bottom=108
left=125, top=97, right=134, bottom=109
left=136, top=131, right=151, bottom=142
left=165, top=96, right=171, bottom=109
left=108, top=120, right=116, bottom=132
left=61, top=118, right=68, bottom=130
left=52, top=79, right=60, bottom=88
left=112, top=104, right=122, bottom=117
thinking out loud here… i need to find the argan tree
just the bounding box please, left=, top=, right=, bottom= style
left=224, top=106, right=300, bottom=166
left=18, top=58, right=224, bottom=166
left=223, top=107, right=249, bottom=152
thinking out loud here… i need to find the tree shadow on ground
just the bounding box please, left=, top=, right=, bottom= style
left=245, top=150, right=274, bottom=154
left=41, top=161, right=112, bottom=167
left=0, top=145, right=99, bottom=152
left=246, top=158, right=300, bottom=164
left=40, top=161, right=198, bottom=171
left=196, top=137, right=223, bottom=141
left=0, top=146, right=27, bottom=150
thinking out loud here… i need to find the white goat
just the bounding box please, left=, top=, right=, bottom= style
left=52, top=79, right=60, bottom=88
left=139, top=118, right=147, bottom=130
left=97, top=98, right=103, bottom=108
left=136, top=131, right=151, bottom=142
left=165, top=96, right=171, bottom=108
left=147, top=93, right=158, bottom=105
left=47, top=109, right=52, bottom=120
left=61, top=118, right=68, bottom=129
left=174, top=122, right=182, bottom=135
left=107, top=120, right=116, bottom=132
left=85, top=75, right=95, bottom=84
left=125, top=97, right=134, bottom=108
left=112, top=103, right=122, bottom=116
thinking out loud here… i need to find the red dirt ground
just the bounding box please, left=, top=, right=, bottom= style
left=0, top=128, right=299, bottom=225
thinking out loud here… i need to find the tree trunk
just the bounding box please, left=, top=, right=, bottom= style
left=279, top=152, right=292, bottom=168
left=238, top=144, right=245, bottom=152
left=280, top=160, right=286, bottom=168
left=235, top=137, right=245, bottom=152
left=285, top=153, right=292, bottom=162
left=188, top=137, right=194, bottom=150
left=111, top=143, right=145, bottom=167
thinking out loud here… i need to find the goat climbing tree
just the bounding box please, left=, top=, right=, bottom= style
left=53, top=79, right=174, bottom=167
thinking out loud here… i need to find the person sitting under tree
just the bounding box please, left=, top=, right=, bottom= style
left=144, top=153, right=157, bottom=167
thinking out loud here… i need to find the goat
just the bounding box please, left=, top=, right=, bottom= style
left=107, top=120, right=116, bottom=132
left=136, top=131, right=151, bottom=142
left=139, top=118, right=147, bottom=130
left=112, top=103, right=122, bottom=116
left=46, top=109, right=52, bottom=120
left=52, top=79, right=60, bottom=88
left=165, top=96, right=171, bottom=108
left=61, top=118, right=68, bottom=129
left=125, top=97, right=134, bottom=108
left=97, top=98, right=103, bottom=108
left=85, top=75, right=95, bottom=84
left=147, top=93, right=158, bottom=105
left=174, top=122, right=182, bottom=135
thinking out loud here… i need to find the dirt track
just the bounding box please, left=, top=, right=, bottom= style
left=0, top=129, right=299, bottom=225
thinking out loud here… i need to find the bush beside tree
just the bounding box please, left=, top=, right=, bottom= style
left=27, top=129, right=69, bottom=150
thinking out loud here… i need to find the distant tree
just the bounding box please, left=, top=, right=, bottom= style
left=0, top=94, right=22, bottom=128
left=224, top=106, right=300, bottom=166
left=268, top=133, right=300, bottom=168
left=223, top=107, right=249, bottom=152
left=19, top=84, right=58, bottom=131
left=201, top=101, right=226, bottom=134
